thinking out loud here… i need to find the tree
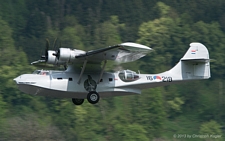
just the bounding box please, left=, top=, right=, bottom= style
left=136, top=2, right=188, bottom=73
left=93, top=15, right=124, bottom=47
left=44, top=16, right=86, bottom=50
left=130, top=88, right=166, bottom=139
left=114, top=123, right=148, bottom=141
left=3, top=114, right=65, bottom=141
left=199, top=120, right=222, bottom=141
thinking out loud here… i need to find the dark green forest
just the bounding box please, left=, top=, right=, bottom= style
left=0, top=0, right=225, bottom=140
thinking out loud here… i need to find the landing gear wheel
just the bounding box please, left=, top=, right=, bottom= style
left=72, top=98, right=84, bottom=105
left=87, top=91, right=99, bottom=104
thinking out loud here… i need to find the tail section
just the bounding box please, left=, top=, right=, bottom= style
left=168, top=43, right=210, bottom=80
left=115, top=42, right=210, bottom=90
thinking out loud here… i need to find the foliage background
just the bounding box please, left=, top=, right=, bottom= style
left=0, top=0, right=224, bottom=140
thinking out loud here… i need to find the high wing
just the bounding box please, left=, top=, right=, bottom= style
left=65, top=42, right=151, bottom=84
left=32, top=42, right=152, bottom=71
left=75, top=42, right=152, bottom=63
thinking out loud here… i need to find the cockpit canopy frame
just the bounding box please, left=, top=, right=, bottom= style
left=33, top=70, right=50, bottom=75
left=118, top=69, right=140, bottom=82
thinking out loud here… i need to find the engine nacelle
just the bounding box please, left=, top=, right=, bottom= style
left=58, top=48, right=73, bottom=62
left=57, top=48, right=85, bottom=63
left=46, top=50, right=57, bottom=64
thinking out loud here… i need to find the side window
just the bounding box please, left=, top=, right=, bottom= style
left=109, top=78, right=113, bottom=81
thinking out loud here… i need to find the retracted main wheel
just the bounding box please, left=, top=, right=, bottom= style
left=72, top=98, right=84, bottom=105
left=87, top=91, right=100, bottom=104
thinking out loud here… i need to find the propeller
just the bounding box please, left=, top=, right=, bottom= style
left=41, top=38, right=50, bottom=62
left=31, top=39, right=49, bottom=65
left=50, top=38, right=67, bottom=69
left=31, top=38, right=67, bottom=70
left=42, top=38, right=59, bottom=62
left=52, top=38, right=61, bottom=60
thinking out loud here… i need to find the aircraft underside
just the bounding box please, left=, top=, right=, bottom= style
left=16, top=83, right=140, bottom=99
left=14, top=70, right=143, bottom=105
left=15, top=83, right=141, bottom=105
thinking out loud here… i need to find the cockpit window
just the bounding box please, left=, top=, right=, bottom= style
left=33, top=70, right=41, bottom=74
left=33, top=70, right=49, bottom=75
left=118, top=70, right=140, bottom=82
left=40, top=71, right=49, bottom=75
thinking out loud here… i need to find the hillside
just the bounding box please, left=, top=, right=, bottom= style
left=0, top=1, right=224, bottom=140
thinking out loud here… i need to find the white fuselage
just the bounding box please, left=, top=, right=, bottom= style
left=14, top=70, right=146, bottom=99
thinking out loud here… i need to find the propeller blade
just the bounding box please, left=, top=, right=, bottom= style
left=41, top=55, right=46, bottom=59
left=46, top=38, right=50, bottom=51
left=63, top=65, right=67, bottom=70
left=43, top=38, right=51, bottom=62
left=31, top=60, right=46, bottom=65
left=53, top=37, right=58, bottom=50
left=52, top=39, right=61, bottom=60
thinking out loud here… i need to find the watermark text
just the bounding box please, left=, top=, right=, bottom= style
left=173, top=134, right=222, bottom=139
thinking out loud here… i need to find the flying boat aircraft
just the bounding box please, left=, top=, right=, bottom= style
left=14, top=40, right=210, bottom=105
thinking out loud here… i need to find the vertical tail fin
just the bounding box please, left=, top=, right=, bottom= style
left=168, top=43, right=210, bottom=80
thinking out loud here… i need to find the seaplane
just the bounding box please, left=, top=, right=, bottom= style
left=14, top=40, right=210, bottom=105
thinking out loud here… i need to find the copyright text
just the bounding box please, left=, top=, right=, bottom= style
left=173, top=134, right=222, bottom=139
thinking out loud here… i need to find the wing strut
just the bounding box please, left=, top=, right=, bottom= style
left=97, top=60, right=107, bottom=84
left=77, top=60, right=87, bottom=84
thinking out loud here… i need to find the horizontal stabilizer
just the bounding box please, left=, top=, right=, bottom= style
left=181, top=58, right=210, bottom=63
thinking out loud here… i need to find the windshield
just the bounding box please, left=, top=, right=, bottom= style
left=32, top=70, right=49, bottom=75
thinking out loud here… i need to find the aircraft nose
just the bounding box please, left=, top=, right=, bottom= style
left=13, top=76, right=21, bottom=84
